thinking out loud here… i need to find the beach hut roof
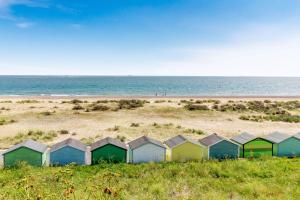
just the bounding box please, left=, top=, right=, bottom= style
left=199, top=133, right=225, bottom=147
left=128, top=136, right=165, bottom=150
left=4, top=139, right=47, bottom=154
left=264, top=132, right=291, bottom=143
left=164, top=135, right=201, bottom=148
left=294, top=133, right=300, bottom=140
left=91, top=137, right=127, bottom=151
left=231, top=132, right=256, bottom=144
left=51, top=138, right=86, bottom=152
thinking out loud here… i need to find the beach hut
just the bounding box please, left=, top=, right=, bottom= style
left=128, top=136, right=166, bottom=163
left=3, top=139, right=48, bottom=167
left=264, top=132, right=300, bottom=157
left=164, top=135, right=206, bottom=161
left=199, top=133, right=239, bottom=159
left=91, top=137, right=127, bottom=164
left=50, top=138, right=86, bottom=166
left=231, top=132, right=274, bottom=158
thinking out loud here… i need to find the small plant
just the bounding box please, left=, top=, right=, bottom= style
left=239, top=115, right=250, bottom=121
left=0, top=118, right=16, bottom=126
left=118, top=99, right=145, bottom=109
left=17, top=100, right=40, bottom=104
left=80, top=137, right=95, bottom=145
left=59, top=130, right=69, bottom=135
left=130, top=123, right=140, bottom=127
left=116, top=135, right=126, bottom=142
left=91, top=105, right=110, bottom=111
left=184, top=104, right=210, bottom=111
left=72, top=105, right=84, bottom=110
left=154, top=100, right=166, bottom=103
left=184, top=128, right=205, bottom=135
left=0, top=118, right=6, bottom=125
left=107, top=125, right=120, bottom=131
left=0, top=130, right=58, bottom=148
left=70, top=99, right=83, bottom=104
left=0, top=100, right=12, bottom=103
left=152, top=122, right=158, bottom=127
left=95, top=100, right=109, bottom=103
left=40, top=111, right=53, bottom=116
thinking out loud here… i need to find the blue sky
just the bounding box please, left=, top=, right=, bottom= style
left=1, top=0, right=300, bottom=76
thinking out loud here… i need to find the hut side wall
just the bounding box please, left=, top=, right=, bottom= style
left=209, top=140, right=239, bottom=159
left=92, top=144, right=127, bottom=164
left=50, top=146, right=85, bottom=166
left=277, top=137, right=300, bottom=157
left=244, top=139, right=273, bottom=158
left=131, top=144, right=165, bottom=163
left=171, top=142, right=207, bottom=161
left=166, top=147, right=172, bottom=161
left=4, top=147, right=42, bottom=167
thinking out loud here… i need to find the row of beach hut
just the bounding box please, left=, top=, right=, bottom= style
left=1, top=132, right=300, bottom=167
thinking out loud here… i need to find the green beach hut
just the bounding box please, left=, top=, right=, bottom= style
left=3, top=139, right=48, bottom=167
left=199, top=133, right=240, bottom=160
left=231, top=132, right=274, bottom=158
left=90, top=137, right=127, bottom=164
left=265, top=132, right=300, bottom=157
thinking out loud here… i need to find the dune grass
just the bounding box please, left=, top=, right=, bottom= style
left=0, top=130, right=58, bottom=149
left=0, top=158, right=299, bottom=199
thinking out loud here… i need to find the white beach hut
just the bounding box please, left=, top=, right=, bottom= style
left=128, top=136, right=166, bottom=163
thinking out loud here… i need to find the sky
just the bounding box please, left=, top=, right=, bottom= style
left=0, top=0, right=300, bottom=76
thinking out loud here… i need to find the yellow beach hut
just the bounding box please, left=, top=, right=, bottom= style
left=164, top=135, right=207, bottom=162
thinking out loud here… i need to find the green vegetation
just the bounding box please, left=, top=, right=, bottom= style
left=182, top=100, right=300, bottom=123
left=0, top=130, right=58, bottom=149
left=68, top=99, right=147, bottom=112
left=16, top=100, right=40, bottom=104
left=105, top=123, right=205, bottom=139
left=183, top=128, right=205, bottom=135
left=184, top=104, right=209, bottom=111
left=116, top=135, right=126, bottom=142
left=0, top=100, right=12, bottom=103
left=240, top=114, right=300, bottom=123
left=90, top=104, right=110, bottom=111
left=40, top=111, right=54, bottom=116
left=0, top=118, right=16, bottom=126
left=0, top=107, right=10, bottom=111
left=58, top=130, right=69, bottom=135
left=72, top=105, right=84, bottom=110
left=154, top=100, right=166, bottom=103
left=0, top=158, right=299, bottom=199
left=118, top=99, right=146, bottom=109
left=130, top=123, right=140, bottom=127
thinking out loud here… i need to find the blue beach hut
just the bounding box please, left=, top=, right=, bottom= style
left=199, top=133, right=240, bottom=160
left=50, top=138, right=87, bottom=166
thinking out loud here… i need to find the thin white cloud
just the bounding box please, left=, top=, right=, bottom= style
left=16, top=21, right=34, bottom=28
left=0, top=0, right=47, bottom=20
left=56, top=4, right=78, bottom=14
left=155, top=23, right=300, bottom=76
left=70, top=23, right=83, bottom=30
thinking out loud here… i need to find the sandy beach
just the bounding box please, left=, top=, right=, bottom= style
left=0, top=96, right=299, bottom=149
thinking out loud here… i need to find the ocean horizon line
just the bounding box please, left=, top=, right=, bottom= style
left=0, top=75, right=300, bottom=78
left=0, top=76, right=299, bottom=96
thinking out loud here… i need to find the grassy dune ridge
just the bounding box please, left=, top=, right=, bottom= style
left=0, top=98, right=300, bottom=149
left=0, top=158, right=299, bottom=199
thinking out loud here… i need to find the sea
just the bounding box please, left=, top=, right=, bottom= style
left=0, top=76, right=299, bottom=96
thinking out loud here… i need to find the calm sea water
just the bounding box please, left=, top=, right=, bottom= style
left=0, top=76, right=299, bottom=96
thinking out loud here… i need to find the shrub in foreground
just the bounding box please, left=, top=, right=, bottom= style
left=0, top=158, right=299, bottom=199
